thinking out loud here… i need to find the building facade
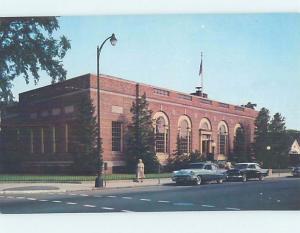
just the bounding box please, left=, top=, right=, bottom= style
left=1, top=73, right=257, bottom=173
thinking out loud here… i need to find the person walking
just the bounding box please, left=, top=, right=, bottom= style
left=136, top=159, right=145, bottom=182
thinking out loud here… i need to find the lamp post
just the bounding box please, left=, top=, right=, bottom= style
left=266, top=145, right=272, bottom=176
left=95, top=33, right=117, bottom=188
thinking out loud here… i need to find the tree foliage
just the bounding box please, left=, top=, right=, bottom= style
left=124, top=93, right=159, bottom=173
left=166, top=136, right=203, bottom=171
left=72, top=96, right=100, bottom=174
left=232, top=127, right=248, bottom=162
left=254, top=108, right=289, bottom=168
left=0, top=17, right=71, bottom=102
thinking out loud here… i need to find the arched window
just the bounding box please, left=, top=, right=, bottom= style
left=218, top=122, right=228, bottom=156
left=178, top=116, right=192, bottom=154
left=199, top=118, right=212, bottom=157
left=153, top=112, right=169, bottom=154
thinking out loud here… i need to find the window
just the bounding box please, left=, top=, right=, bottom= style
left=178, top=118, right=192, bottom=154
left=204, top=165, right=212, bottom=170
left=64, top=105, right=74, bottom=114
left=154, top=116, right=169, bottom=153
left=112, top=121, right=122, bottom=152
left=52, top=108, right=61, bottom=116
left=249, top=164, right=256, bottom=169
left=218, top=123, right=228, bottom=156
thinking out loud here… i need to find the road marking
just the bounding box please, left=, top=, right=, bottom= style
left=27, top=198, right=36, bottom=201
left=101, top=207, right=114, bottom=210
left=93, top=195, right=103, bottom=198
left=259, top=193, right=263, bottom=195
left=107, top=195, right=116, bottom=198
left=69, top=193, right=77, bottom=196
left=39, top=200, right=48, bottom=202
left=277, top=200, right=281, bottom=203
left=7, top=196, right=15, bottom=199
left=16, top=196, right=25, bottom=199
left=83, top=204, right=96, bottom=208
left=158, top=200, right=170, bottom=203
left=201, top=204, right=215, bottom=208
left=80, top=194, right=89, bottom=197
left=225, top=207, right=241, bottom=211
left=121, top=196, right=132, bottom=199
left=140, top=198, right=151, bottom=201
left=0, top=195, right=5, bottom=198
left=121, top=210, right=134, bottom=213
left=52, top=200, right=62, bottom=203
left=66, top=202, right=77, bottom=205
left=173, top=202, right=194, bottom=206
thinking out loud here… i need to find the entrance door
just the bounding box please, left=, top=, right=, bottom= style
left=201, top=134, right=211, bottom=157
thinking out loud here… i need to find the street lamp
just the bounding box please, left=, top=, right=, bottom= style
left=95, top=33, right=117, bottom=188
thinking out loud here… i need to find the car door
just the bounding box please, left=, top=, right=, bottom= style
left=247, top=164, right=257, bottom=178
left=203, top=164, right=213, bottom=181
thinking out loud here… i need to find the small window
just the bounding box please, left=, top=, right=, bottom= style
left=204, top=165, right=212, bottom=170
left=248, top=164, right=255, bottom=169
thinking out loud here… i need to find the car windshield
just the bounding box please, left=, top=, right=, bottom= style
left=235, top=164, right=249, bottom=169
left=188, top=163, right=205, bottom=169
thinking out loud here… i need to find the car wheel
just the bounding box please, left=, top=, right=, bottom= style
left=259, top=175, right=264, bottom=181
left=217, top=178, right=223, bottom=184
left=195, top=176, right=202, bottom=185
left=242, top=174, right=247, bottom=182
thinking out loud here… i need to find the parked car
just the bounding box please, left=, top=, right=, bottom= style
left=292, top=166, right=300, bottom=177
left=171, top=162, right=227, bottom=185
left=226, top=163, right=268, bottom=182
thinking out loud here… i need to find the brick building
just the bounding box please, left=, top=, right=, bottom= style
left=1, top=73, right=257, bottom=173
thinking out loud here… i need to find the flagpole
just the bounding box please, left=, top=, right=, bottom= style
left=200, top=52, right=203, bottom=97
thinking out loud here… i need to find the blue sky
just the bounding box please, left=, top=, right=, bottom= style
left=12, top=13, right=300, bottom=129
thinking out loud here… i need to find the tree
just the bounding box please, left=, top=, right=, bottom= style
left=232, top=127, right=248, bottom=162
left=0, top=17, right=71, bottom=102
left=268, top=113, right=288, bottom=168
left=72, top=96, right=100, bottom=174
left=254, top=107, right=271, bottom=166
left=124, top=93, right=159, bottom=173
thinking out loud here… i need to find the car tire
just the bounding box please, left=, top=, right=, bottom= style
left=217, top=178, right=223, bottom=184
left=258, top=175, right=264, bottom=181
left=195, top=176, right=202, bottom=185
left=242, top=174, right=247, bottom=182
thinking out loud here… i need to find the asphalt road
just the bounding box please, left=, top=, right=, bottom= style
left=1, top=177, right=300, bottom=214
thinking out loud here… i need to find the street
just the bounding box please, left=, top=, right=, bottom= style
left=0, top=177, right=300, bottom=214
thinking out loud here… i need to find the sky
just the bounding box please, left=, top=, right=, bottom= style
left=12, top=13, right=300, bottom=130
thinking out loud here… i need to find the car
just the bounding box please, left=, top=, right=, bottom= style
left=171, top=162, right=227, bottom=185
left=292, top=166, right=300, bottom=177
left=226, top=163, right=268, bottom=182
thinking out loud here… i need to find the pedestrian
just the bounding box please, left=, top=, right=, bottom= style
left=136, top=159, right=145, bottom=182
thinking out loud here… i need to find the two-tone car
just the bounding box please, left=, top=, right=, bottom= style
left=171, top=162, right=227, bottom=185
left=226, top=163, right=268, bottom=182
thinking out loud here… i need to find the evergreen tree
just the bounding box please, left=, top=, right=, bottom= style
left=124, top=93, right=159, bottom=173
left=0, top=17, right=71, bottom=102
left=72, top=96, right=100, bottom=174
left=233, top=127, right=248, bottom=162
left=254, top=107, right=271, bottom=166
left=269, top=113, right=288, bottom=168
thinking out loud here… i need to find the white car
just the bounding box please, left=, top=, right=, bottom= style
left=172, top=162, right=227, bottom=185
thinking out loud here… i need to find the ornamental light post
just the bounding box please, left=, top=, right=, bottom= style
left=95, top=33, right=117, bottom=188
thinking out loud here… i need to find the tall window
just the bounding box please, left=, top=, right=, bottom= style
left=112, top=121, right=122, bottom=152
left=154, top=116, right=168, bottom=153
left=218, top=124, right=228, bottom=155
left=179, top=118, right=191, bottom=154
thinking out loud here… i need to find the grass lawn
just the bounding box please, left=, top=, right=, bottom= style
left=0, top=173, right=172, bottom=183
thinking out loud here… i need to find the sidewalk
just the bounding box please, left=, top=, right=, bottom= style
left=0, top=178, right=171, bottom=194
left=0, top=173, right=292, bottom=194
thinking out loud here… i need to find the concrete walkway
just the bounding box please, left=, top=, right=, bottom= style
left=0, top=173, right=291, bottom=194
